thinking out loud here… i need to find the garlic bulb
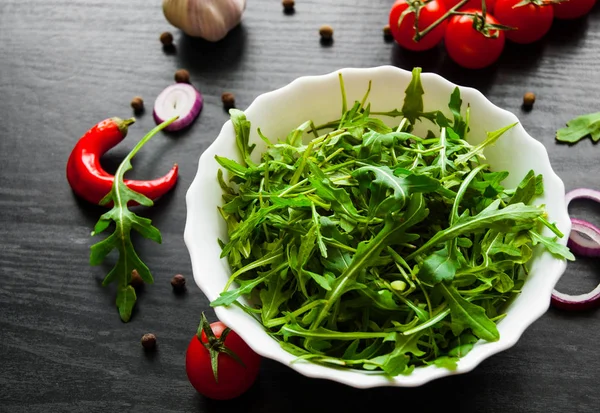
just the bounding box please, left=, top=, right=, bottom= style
left=163, top=0, right=246, bottom=42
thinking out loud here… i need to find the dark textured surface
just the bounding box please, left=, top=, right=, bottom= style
left=1, top=0, right=599, bottom=412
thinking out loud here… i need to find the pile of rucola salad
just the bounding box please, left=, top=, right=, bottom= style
left=210, top=68, right=574, bottom=375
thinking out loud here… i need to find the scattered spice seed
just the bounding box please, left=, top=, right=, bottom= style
left=160, top=31, right=174, bottom=46
left=130, top=96, right=144, bottom=114
left=282, top=0, right=295, bottom=12
left=383, top=25, right=393, bottom=41
left=222, top=92, right=236, bottom=110
left=174, top=69, right=190, bottom=84
left=319, top=25, right=334, bottom=41
left=141, top=333, right=157, bottom=351
left=171, top=274, right=186, bottom=292
left=523, top=92, right=536, bottom=108
left=130, top=269, right=144, bottom=289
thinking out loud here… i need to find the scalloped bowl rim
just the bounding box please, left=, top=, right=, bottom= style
left=184, top=66, right=570, bottom=388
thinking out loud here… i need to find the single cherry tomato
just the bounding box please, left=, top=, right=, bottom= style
left=441, top=0, right=496, bottom=13
left=553, top=0, right=596, bottom=19
left=445, top=10, right=506, bottom=69
left=494, top=0, right=554, bottom=44
left=185, top=314, right=261, bottom=400
left=389, top=0, right=448, bottom=51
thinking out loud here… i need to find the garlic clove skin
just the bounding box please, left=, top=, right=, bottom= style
left=163, top=0, right=246, bottom=43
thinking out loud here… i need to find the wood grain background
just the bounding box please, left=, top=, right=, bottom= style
left=1, top=0, right=599, bottom=412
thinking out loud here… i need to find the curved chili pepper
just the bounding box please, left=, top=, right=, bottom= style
left=66, top=117, right=178, bottom=205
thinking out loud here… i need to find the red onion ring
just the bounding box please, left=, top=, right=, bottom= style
left=153, top=83, right=203, bottom=132
left=567, top=218, right=600, bottom=257
left=551, top=189, right=600, bottom=311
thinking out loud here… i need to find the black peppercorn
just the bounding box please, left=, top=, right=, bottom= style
left=130, top=269, right=144, bottom=289
left=160, top=32, right=174, bottom=46
left=282, top=0, right=295, bottom=12
left=319, top=25, right=334, bottom=41
left=222, top=92, right=236, bottom=110
left=141, top=333, right=157, bottom=350
left=174, top=69, right=190, bottom=84
left=171, top=274, right=186, bottom=292
left=130, top=96, right=144, bottom=114
left=523, top=92, right=536, bottom=108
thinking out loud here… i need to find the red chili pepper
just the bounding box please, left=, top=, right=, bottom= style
left=66, top=117, right=178, bottom=205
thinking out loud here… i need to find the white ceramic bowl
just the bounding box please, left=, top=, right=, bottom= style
left=184, top=66, right=570, bottom=388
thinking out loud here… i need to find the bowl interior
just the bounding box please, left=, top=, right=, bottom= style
left=184, top=66, right=570, bottom=388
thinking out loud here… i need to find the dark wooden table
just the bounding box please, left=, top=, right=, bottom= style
left=1, top=0, right=600, bottom=411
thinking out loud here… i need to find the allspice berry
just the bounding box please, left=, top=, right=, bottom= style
left=141, top=333, right=157, bottom=351
left=523, top=92, right=536, bottom=108
left=130, top=96, right=144, bottom=114
left=222, top=92, right=236, bottom=110
left=174, top=69, right=190, bottom=84
left=160, top=31, right=174, bottom=46
left=319, top=25, right=334, bottom=41
left=282, top=0, right=295, bottom=12
left=171, top=274, right=186, bottom=292
left=383, top=25, right=393, bottom=40
left=130, top=269, right=144, bottom=289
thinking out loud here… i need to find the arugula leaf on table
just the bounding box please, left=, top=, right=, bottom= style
left=556, top=112, right=600, bottom=143
left=90, top=117, right=177, bottom=322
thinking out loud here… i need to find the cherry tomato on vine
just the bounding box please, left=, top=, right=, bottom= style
left=185, top=314, right=261, bottom=400
left=445, top=9, right=506, bottom=69
left=553, top=0, right=596, bottom=19
left=494, top=0, right=554, bottom=44
left=389, top=0, right=448, bottom=51
left=441, top=0, right=496, bottom=13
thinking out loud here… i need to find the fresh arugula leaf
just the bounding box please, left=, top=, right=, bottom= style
left=419, top=243, right=460, bottom=285
left=556, top=112, right=600, bottom=143
left=90, top=116, right=177, bottom=322
left=230, top=109, right=256, bottom=166
left=402, top=68, right=425, bottom=125
left=437, top=283, right=500, bottom=342
left=529, top=230, right=575, bottom=261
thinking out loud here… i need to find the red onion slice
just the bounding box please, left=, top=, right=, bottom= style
left=567, top=218, right=600, bottom=257
left=551, top=283, right=600, bottom=311
left=564, top=188, right=600, bottom=255
left=551, top=189, right=600, bottom=310
left=153, top=83, right=203, bottom=131
left=565, top=187, right=600, bottom=207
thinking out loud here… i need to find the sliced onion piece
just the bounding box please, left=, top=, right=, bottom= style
left=551, top=284, right=600, bottom=311
left=153, top=83, right=203, bottom=131
left=565, top=187, right=600, bottom=207
left=568, top=218, right=600, bottom=257
left=564, top=188, right=600, bottom=256
left=552, top=217, right=600, bottom=311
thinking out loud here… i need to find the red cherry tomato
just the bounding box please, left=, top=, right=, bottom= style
left=389, top=0, right=448, bottom=51
left=186, top=320, right=261, bottom=400
left=553, top=0, right=596, bottom=19
left=445, top=10, right=506, bottom=69
left=441, top=0, right=496, bottom=13
left=494, top=0, right=554, bottom=44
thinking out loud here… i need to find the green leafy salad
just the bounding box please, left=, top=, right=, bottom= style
left=211, top=68, right=573, bottom=375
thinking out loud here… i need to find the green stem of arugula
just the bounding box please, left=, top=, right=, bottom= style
left=264, top=300, right=327, bottom=328
left=413, top=0, right=470, bottom=42
left=450, top=164, right=489, bottom=226
left=537, top=216, right=564, bottom=238
left=282, top=325, right=391, bottom=340
left=114, top=115, right=179, bottom=182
